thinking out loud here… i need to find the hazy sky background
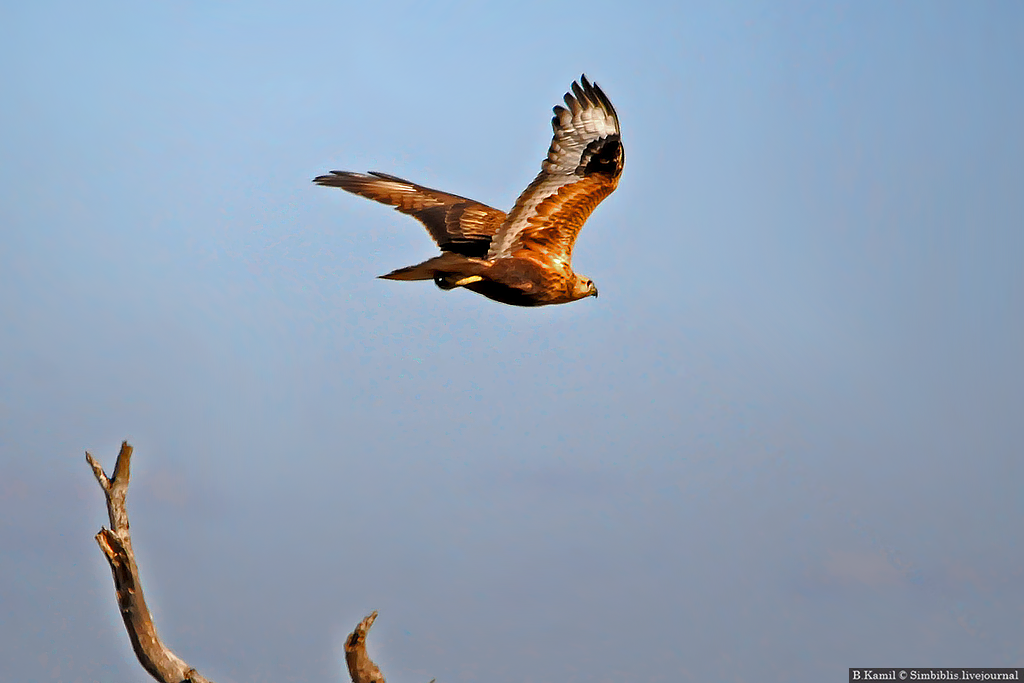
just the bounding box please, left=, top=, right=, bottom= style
left=2, top=2, right=1022, bottom=681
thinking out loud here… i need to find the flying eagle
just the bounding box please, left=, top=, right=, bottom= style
left=314, top=75, right=623, bottom=307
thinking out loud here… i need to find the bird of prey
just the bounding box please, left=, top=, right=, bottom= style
left=314, top=75, right=623, bottom=307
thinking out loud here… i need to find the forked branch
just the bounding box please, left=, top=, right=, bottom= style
left=88, top=441, right=389, bottom=683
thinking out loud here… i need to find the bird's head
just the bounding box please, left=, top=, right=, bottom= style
left=571, top=274, right=599, bottom=301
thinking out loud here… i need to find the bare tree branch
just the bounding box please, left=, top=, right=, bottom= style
left=345, top=610, right=387, bottom=683
left=88, top=441, right=398, bottom=683
left=88, top=441, right=213, bottom=683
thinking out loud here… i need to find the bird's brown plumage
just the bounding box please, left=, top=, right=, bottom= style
left=314, top=75, right=623, bottom=307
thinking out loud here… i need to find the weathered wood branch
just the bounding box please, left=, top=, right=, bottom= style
left=345, top=610, right=387, bottom=683
left=88, top=441, right=391, bottom=683
left=88, top=441, right=213, bottom=683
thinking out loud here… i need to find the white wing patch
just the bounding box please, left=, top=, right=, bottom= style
left=544, top=84, right=620, bottom=175
left=488, top=76, right=621, bottom=260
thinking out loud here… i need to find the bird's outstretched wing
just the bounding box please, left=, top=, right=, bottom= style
left=313, top=171, right=506, bottom=258
left=487, top=76, right=624, bottom=267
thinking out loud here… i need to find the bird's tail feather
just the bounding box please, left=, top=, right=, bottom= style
left=379, top=252, right=488, bottom=282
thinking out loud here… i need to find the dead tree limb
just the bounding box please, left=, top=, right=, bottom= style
left=345, top=610, right=387, bottom=683
left=88, top=441, right=213, bottom=683
left=88, top=441, right=392, bottom=683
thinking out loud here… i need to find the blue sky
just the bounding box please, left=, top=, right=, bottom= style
left=2, top=2, right=1022, bottom=681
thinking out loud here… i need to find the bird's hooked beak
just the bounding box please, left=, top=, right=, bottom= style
left=590, top=284, right=599, bottom=298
